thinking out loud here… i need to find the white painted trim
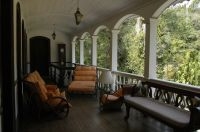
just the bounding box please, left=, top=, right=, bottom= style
left=152, top=0, right=178, bottom=18
left=92, top=35, right=98, bottom=66
left=72, top=41, right=76, bottom=63
left=93, top=25, right=108, bottom=36
left=111, top=29, right=120, bottom=71
left=81, top=32, right=90, bottom=39
left=80, top=39, right=85, bottom=65
left=113, top=14, right=138, bottom=29
left=144, top=18, right=157, bottom=79
left=72, top=36, right=79, bottom=42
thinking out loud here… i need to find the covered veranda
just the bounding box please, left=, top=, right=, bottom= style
left=1, top=0, right=200, bottom=132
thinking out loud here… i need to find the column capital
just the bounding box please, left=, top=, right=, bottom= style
left=112, top=29, right=120, bottom=35
left=150, top=18, right=158, bottom=24
left=92, top=35, right=98, bottom=40
left=143, top=18, right=158, bottom=25
left=72, top=41, right=76, bottom=45
left=79, top=39, right=85, bottom=43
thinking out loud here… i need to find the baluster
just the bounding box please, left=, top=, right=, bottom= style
left=186, top=96, right=193, bottom=108
left=175, top=95, right=184, bottom=107
left=118, top=75, right=122, bottom=85
left=154, top=89, right=162, bottom=100
left=163, top=91, right=170, bottom=104
left=54, top=68, right=57, bottom=83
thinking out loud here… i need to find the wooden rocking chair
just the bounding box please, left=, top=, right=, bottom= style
left=23, top=71, right=71, bottom=119
left=99, top=87, right=124, bottom=111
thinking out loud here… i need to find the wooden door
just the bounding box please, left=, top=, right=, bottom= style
left=30, top=36, right=50, bottom=76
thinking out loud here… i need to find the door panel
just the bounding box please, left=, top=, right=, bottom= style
left=30, top=36, right=50, bottom=76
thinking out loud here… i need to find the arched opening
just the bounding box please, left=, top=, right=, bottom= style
left=83, top=33, right=92, bottom=65
left=75, top=38, right=80, bottom=64
left=117, top=16, right=145, bottom=75
left=157, top=0, right=200, bottom=86
left=97, top=27, right=111, bottom=69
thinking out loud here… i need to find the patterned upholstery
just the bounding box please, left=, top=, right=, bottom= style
left=24, top=71, right=70, bottom=106
left=68, top=65, right=97, bottom=94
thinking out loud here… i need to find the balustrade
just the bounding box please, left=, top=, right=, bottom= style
left=97, top=68, right=200, bottom=111
left=49, top=62, right=75, bottom=89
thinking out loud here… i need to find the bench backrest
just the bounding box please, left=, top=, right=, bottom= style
left=73, top=65, right=97, bottom=81
left=143, top=81, right=200, bottom=110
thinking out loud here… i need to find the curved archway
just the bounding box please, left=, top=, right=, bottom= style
left=72, top=36, right=79, bottom=42
left=117, top=15, right=145, bottom=75
left=82, top=33, right=92, bottom=65
left=93, top=25, right=108, bottom=36
left=96, top=27, right=111, bottom=69
left=73, top=37, right=80, bottom=64
left=156, top=0, right=200, bottom=86
left=152, top=0, right=177, bottom=18
left=113, top=14, right=138, bottom=29
left=81, top=32, right=90, bottom=39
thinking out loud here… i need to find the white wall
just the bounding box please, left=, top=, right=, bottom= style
left=27, top=29, right=71, bottom=64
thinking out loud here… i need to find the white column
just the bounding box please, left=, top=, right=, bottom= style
left=111, top=29, right=120, bottom=71
left=92, top=35, right=98, bottom=66
left=80, top=39, right=84, bottom=65
left=144, top=18, right=157, bottom=79
left=111, top=29, right=119, bottom=90
left=72, top=41, right=76, bottom=63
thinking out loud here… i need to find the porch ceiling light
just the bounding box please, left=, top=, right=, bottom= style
left=74, top=0, right=83, bottom=25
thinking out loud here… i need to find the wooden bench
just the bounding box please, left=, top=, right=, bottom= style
left=123, top=80, right=200, bottom=131
left=68, top=65, right=97, bottom=95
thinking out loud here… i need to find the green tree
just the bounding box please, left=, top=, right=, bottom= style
left=118, top=17, right=145, bottom=75
left=75, top=39, right=80, bottom=63
left=157, top=0, right=200, bottom=86
left=84, top=34, right=92, bottom=65
left=97, top=29, right=111, bottom=69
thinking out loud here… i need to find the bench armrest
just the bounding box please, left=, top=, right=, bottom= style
left=189, top=106, right=200, bottom=131
left=122, top=84, right=136, bottom=95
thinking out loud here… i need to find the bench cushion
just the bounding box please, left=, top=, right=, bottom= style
left=68, top=81, right=96, bottom=93
left=124, top=95, right=191, bottom=128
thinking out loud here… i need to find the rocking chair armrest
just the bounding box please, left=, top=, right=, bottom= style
left=46, top=85, right=58, bottom=90
left=48, top=96, right=72, bottom=108
left=189, top=106, right=200, bottom=130
left=48, top=96, right=68, bottom=102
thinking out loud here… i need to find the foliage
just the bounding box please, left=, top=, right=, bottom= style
left=118, top=17, right=145, bottom=75
left=85, top=0, right=200, bottom=86
left=97, top=29, right=111, bottom=69
left=84, top=34, right=92, bottom=65
left=157, top=0, right=200, bottom=86
left=75, top=39, right=80, bottom=63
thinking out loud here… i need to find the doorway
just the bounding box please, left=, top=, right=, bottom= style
left=30, top=36, right=50, bottom=76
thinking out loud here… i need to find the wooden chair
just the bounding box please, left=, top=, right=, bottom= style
left=99, top=87, right=124, bottom=111
left=23, top=71, right=72, bottom=119
left=68, top=65, right=97, bottom=95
